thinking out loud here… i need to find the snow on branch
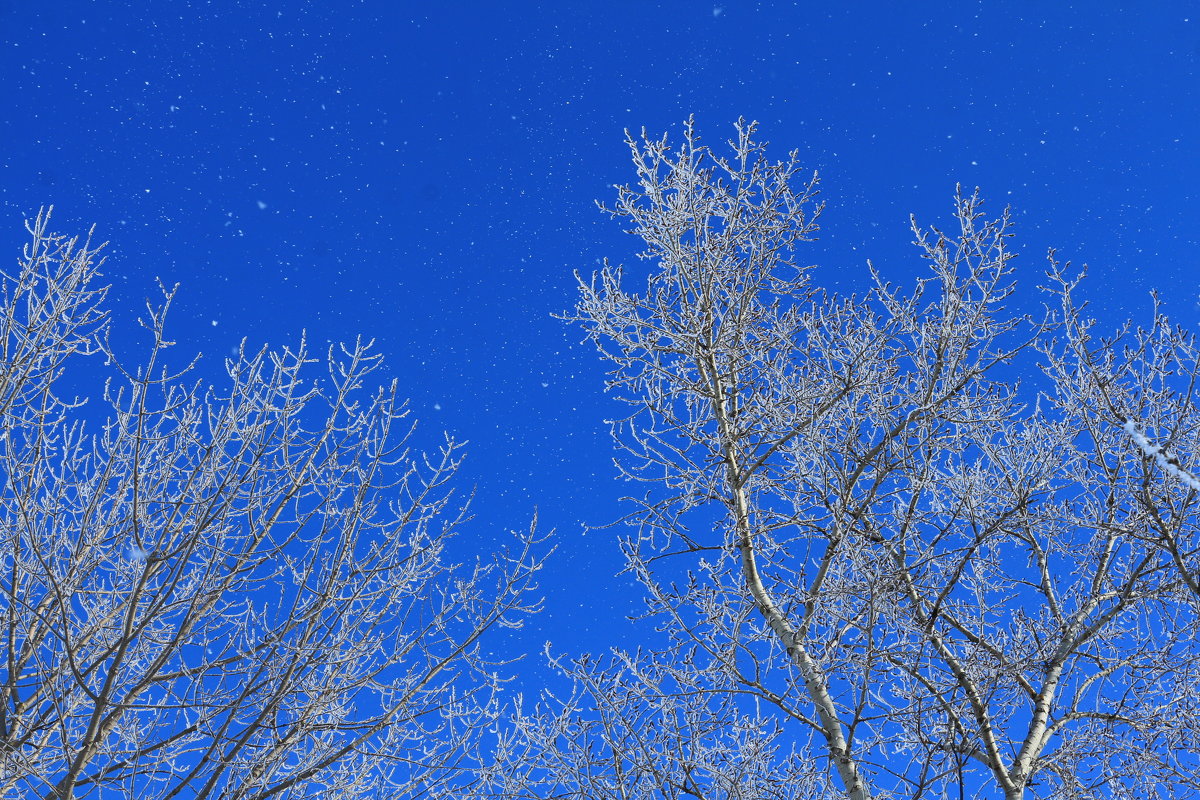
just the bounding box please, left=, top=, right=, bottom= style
left=1122, top=418, right=1200, bottom=492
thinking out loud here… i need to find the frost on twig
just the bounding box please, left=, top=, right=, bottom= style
left=0, top=210, right=549, bottom=800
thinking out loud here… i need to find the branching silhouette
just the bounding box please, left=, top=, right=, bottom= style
left=484, top=120, right=1200, bottom=800
left=0, top=210, right=549, bottom=800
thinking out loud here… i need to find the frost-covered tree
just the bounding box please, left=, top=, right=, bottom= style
left=486, top=120, right=1200, bottom=799
left=0, top=211, right=547, bottom=800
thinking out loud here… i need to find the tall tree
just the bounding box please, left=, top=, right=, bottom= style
left=0, top=211, right=547, bottom=799
left=488, top=120, right=1200, bottom=799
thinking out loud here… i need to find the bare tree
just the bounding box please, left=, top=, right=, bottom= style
left=0, top=210, right=547, bottom=799
left=487, top=120, right=1200, bottom=799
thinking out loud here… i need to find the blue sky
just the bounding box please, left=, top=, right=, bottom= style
left=2, top=1, right=1197, bottom=684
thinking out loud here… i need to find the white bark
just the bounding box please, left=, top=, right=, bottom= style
left=488, top=120, right=1200, bottom=800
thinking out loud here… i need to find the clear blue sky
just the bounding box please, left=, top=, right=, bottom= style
left=2, top=1, right=1197, bottom=686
